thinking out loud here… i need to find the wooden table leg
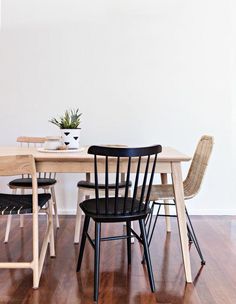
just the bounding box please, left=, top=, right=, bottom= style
left=85, top=172, right=91, bottom=200
left=171, top=162, right=192, bottom=283
left=121, top=173, right=134, bottom=243
left=161, top=173, right=171, bottom=233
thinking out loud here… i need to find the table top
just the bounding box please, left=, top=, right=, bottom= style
left=0, top=146, right=191, bottom=162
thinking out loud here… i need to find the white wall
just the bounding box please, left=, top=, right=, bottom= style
left=0, top=0, right=235, bottom=214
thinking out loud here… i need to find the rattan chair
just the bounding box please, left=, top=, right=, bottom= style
left=0, top=155, right=55, bottom=288
left=4, top=136, right=60, bottom=243
left=140, top=135, right=214, bottom=265
left=76, top=144, right=162, bottom=301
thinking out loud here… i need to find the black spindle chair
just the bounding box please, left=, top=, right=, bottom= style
left=76, top=144, right=162, bottom=302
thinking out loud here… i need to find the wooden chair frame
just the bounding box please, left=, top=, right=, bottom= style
left=5, top=136, right=59, bottom=243
left=0, top=155, right=55, bottom=288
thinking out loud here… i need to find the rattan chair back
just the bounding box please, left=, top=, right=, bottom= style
left=184, top=135, right=214, bottom=198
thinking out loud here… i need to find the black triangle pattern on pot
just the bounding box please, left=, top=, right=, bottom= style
left=64, top=142, right=70, bottom=145
left=74, top=137, right=78, bottom=140
left=64, top=132, right=70, bottom=136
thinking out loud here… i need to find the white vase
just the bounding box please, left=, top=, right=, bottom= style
left=61, top=128, right=81, bottom=149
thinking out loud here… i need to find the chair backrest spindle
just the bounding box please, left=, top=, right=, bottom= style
left=94, top=155, right=99, bottom=214
left=123, top=157, right=131, bottom=214
left=131, top=156, right=141, bottom=213
left=144, top=153, right=158, bottom=211
left=114, top=157, right=120, bottom=214
left=105, top=156, right=109, bottom=213
left=16, top=136, right=56, bottom=180
left=88, top=145, right=162, bottom=217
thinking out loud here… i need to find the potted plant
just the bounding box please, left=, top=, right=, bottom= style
left=49, top=108, right=82, bottom=149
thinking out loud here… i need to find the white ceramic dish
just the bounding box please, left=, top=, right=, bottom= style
left=37, top=147, right=85, bottom=153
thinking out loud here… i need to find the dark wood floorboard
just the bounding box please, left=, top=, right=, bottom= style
left=0, top=215, right=235, bottom=304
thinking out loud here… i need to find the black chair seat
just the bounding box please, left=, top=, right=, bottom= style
left=9, top=178, right=57, bottom=188
left=77, top=180, right=132, bottom=190
left=0, top=193, right=51, bottom=215
left=80, top=197, right=150, bottom=222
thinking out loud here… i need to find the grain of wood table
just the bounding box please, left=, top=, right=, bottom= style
left=0, top=145, right=192, bottom=282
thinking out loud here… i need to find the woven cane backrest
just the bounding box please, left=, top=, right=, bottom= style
left=183, top=135, right=214, bottom=198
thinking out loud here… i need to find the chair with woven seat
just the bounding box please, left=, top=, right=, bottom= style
left=5, top=136, right=60, bottom=243
left=76, top=144, right=162, bottom=301
left=74, top=145, right=132, bottom=244
left=140, top=135, right=214, bottom=265
left=0, top=154, right=55, bottom=288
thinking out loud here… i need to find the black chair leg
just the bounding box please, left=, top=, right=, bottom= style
left=94, top=222, right=101, bottom=302
left=142, top=204, right=161, bottom=264
left=77, top=215, right=90, bottom=272
left=185, top=209, right=205, bottom=265
left=139, top=219, right=156, bottom=292
left=148, top=204, right=161, bottom=246
left=187, top=224, right=193, bottom=244
left=146, top=203, right=155, bottom=240
left=126, top=221, right=131, bottom=265
left=145, top=201, right=154, bottom=225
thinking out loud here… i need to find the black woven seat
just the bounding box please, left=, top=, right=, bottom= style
left=77, top=180, right=131, bottom=190
left=80, top=197, right=150, bottom=222
left=0, top=193, right=51, bottom=215
left=9, top=178, right=57, bottom=188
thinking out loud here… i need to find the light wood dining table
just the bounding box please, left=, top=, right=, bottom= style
left=0, top=145, right=192, bottom=283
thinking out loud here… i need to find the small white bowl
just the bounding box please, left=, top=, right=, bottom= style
left=44, top=136, right=61, bottom=150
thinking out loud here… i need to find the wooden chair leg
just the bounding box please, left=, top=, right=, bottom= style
left=74, top=188, right=85, bottom=244
left=44, top=189, right=50, bottom=232
left=126, top=221, right=131, bottom=264
left=49, top=200, right=55, bottom=257
left=94, top=222, right=101, bottom=302
left=130, top=221, right=135, bottom=244
left=125, top=189, right=135, bottom=244
left=123, top=221, right=135, bottom=244
left=77, top=215, right=90, bottom=271
left=161, top=173, right=171, bottom=232
left=50, top=186, right=60, bottom=229
left=19, top=215, right=24, bottom=228
left=4, top=215, right=12, bottom=243
left=139, top=219, right=155, bottom=292
left=44, top=188, right=54, bottom=251
left=32, top=208, right=39, bottom=289
left=4, top=188, right=17, bottom=243
left=20, top=189, right=25, bottom=228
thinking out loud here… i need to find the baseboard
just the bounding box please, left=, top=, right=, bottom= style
left=152, top=205, right=236, bottom=216
left=186, top=209, right=236, bottom=215
left=59, top=209, right=77, bottom=215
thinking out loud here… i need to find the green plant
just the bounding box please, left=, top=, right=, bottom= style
left=49, top=108, right=82, bottom=129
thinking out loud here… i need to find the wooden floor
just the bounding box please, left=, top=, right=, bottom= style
left=0, top=215, right=236, bottom=304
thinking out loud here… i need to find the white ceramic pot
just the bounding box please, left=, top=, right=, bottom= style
left=61, top=128, right=81, bottom=149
